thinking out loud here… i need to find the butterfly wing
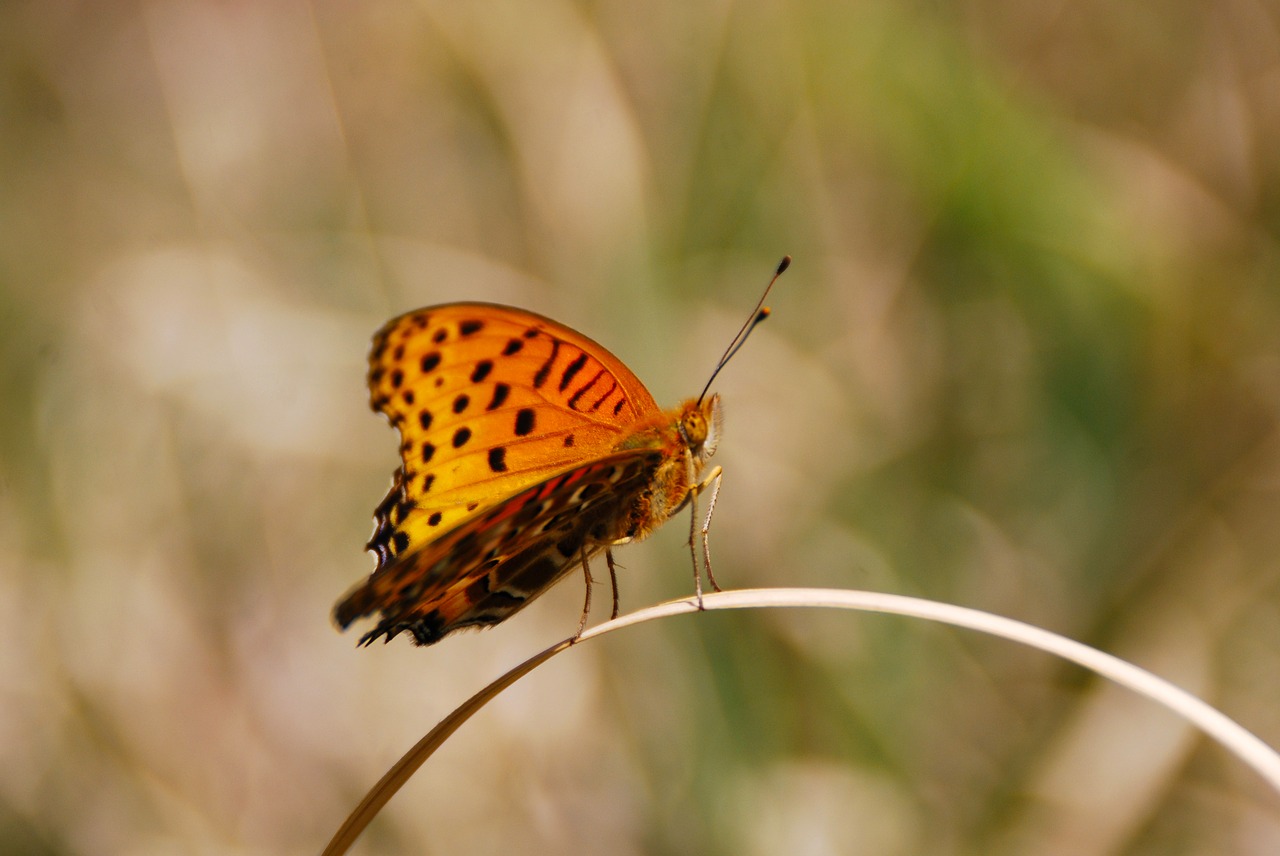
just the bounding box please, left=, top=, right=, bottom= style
left=361, top=302, right=662, bottom=572
left=334, top=449, right=667, bottom=645
left=336, top=302, right=676, bottom=645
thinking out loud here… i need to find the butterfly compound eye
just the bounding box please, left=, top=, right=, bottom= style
left=682, top=409, right=708, bottom=447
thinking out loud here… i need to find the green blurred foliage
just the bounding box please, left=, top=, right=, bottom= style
left=2, top=0, right=1278, bottom=854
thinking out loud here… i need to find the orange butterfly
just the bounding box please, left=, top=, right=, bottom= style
left=334, top=258, right=789, bottom=646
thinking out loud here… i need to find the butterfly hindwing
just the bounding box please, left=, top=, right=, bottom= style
left=334, top=449, right=667, bottom=645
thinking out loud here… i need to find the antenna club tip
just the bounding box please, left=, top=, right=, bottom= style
left=776, top=255, right=792, bottom=275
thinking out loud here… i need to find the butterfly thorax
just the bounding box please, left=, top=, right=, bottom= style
left=609, top=395, right=721, bottom=544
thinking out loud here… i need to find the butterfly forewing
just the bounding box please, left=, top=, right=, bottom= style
left=364, top=304, right=663, bottom=571
left=335, top=449, right=666, bottom=645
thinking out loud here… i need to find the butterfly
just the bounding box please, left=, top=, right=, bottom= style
left=333, top=257, right=790, bottom=646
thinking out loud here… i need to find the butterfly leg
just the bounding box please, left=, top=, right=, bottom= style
left=687, top=481, right=705, bottom=608
left=575, top=550, right=594, bottom=640
left=606, top=548, right=620, bottom=620
left=686, top=465, right=724, bottom=608
left=699, top=468, right=724, bottom=593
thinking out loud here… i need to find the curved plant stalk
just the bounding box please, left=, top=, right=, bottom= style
left=323, top=587, right=1280, bottom=855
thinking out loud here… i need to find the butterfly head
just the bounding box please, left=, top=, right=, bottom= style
left=678, top=394, right=722, bottom=464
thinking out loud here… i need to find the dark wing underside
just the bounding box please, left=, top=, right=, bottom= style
left=333, top=449, right=666, bottom=646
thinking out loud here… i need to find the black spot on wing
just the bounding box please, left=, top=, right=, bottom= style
left=408, top=611, right=446, bottom=646
left=556, top=536, right=581, bottom=558
left=590, top=381, right=618, bottom=412
left=515, top=408, right=535, bottom=436
left=488, top=447, right=508, bottom=472
left=559, top=353, right=588, bottom=392
left=454, top=529, right=480, bottom=558
left=567, top=368, right=604, bottom=410
left=394, top=499, right=415, bottom=522
left=421, top=352, right=441, bottom=373
left=487, top=383, right=510, bottom=411
left=508, top=554, right=562, bottom=592
left=533, top=339, right=560, bottom=388
left=471, top=360, right=493, bottom=383
left=460, top=319, right=484, bottom=336
left=481, top=590, right=525, bottom=610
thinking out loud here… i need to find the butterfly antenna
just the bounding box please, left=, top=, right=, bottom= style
left=697, top=255, right=791, bottom=405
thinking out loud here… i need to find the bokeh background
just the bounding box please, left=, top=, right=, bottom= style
left=4, top=1, right=1280, bottom=853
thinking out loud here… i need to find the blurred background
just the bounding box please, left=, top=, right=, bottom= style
left=3, top=0, right=1280, bottom=853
